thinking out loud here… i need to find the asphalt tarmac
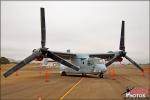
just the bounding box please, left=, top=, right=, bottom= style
left=1, top=64, right=150, bottom=100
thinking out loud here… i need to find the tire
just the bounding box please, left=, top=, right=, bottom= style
left=61, top=71, right=66, bottom=76
left=98, top=73, right=104, bottom=78
left=82, top=73, right=86, bottom=76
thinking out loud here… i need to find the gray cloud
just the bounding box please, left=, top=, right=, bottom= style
left=1, top=1, right=149, bottom=64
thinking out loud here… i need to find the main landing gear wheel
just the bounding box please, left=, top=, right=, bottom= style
left=82, top=73, right=86, bottom=76
left=98, top=73, right=104, bottom=78
left=61, top=71, right=66, bottom=76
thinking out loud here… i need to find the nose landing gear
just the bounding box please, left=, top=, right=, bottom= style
left=98, top=73, right=104, bottom=78
left=61, top=71, right=67, bottom=76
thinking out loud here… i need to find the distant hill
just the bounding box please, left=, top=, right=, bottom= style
left=0, top=57, right=10, bottom=64
left=0, top=57, right=18, bottom=64
left=7, top=58, right=16, bottom=63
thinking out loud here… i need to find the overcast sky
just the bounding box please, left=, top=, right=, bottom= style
left=1, top=1, right=149, bottom=64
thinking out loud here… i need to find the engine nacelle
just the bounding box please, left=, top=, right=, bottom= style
left=35, top=56, right=44, bottom=61
left=33, top=49, right=44, bottom=61
left=116, top=57, right=123, bottom=62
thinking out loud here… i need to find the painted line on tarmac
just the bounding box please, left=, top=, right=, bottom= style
left=59, top=77, right=83, bottom=100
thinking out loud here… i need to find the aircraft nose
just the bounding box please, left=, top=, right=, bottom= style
left=99, top=64, right=107, bottom=72
left=94, top=64, right=107, bottom=73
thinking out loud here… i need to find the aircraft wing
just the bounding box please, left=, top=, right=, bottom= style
left=51, top=51, right=76, bottom=59
left=89, top=53, right=115, bottom=59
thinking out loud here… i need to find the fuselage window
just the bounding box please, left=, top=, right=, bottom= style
left=83, top=61, right=84, bottom=64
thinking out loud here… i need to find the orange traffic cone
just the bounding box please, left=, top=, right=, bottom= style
left=148, top=68, right=150, bottom=76
left=111, top=68, right=116, bottom=80
left=37, top=96, right=42, bottom=100
left=141, top=71, right=144, bottom=77
left=40, top=64, right=42, bottom=75
left=15, top=71, right=18, bottom=76
left=45, top=68, right=49, bottom=82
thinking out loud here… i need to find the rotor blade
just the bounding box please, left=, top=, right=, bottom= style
left=105, top=56, right=117, bottom=67
left=119, top=20, right=125, bottom=51
left=3, top=51, right=42, bottom=77
left=46, top=51, right=79, bottom=71
left=40, top=7, right=46, bottom=48
left=125, top=55, right=144, bottom=72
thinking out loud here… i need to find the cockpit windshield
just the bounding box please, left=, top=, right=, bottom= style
left=88, top=57, right=103, bottom=65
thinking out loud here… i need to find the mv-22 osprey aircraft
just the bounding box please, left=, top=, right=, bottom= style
left=4, top=8, right=144, bottom=78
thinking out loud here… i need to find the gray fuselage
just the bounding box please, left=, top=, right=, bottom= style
left=60, top=54, right=107, bottom=75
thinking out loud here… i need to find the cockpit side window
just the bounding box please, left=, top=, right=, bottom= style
left=88, top=58, right=102, bottom=65
left=88, top=60, right=91, bottom=65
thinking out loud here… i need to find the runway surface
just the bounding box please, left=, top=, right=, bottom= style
left=1, top=64, right=150, bottom=100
